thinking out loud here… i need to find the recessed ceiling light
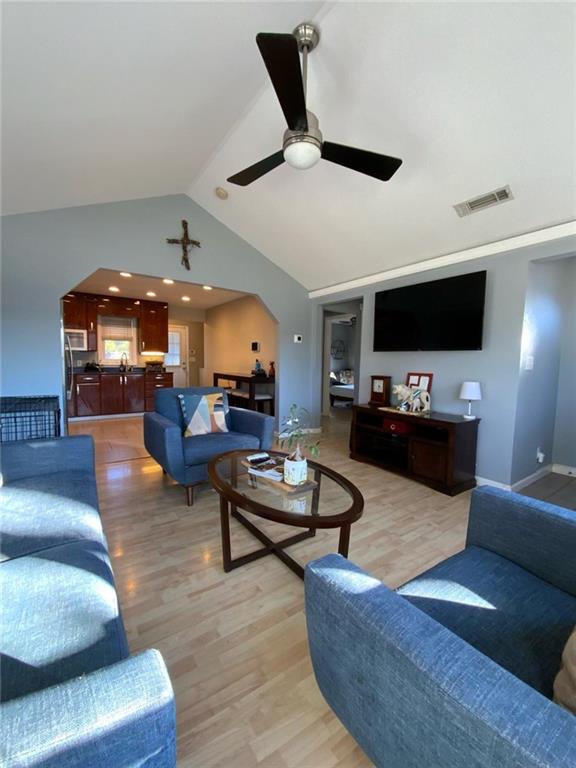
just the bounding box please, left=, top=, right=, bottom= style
left=203, top=285, right=213, bottom=291
left=108, top=286, right=120, bottom=293
left=215, top=187, right=229, bottom=200
left=146, top=291, right=156, bottom=297
left=181, top=296, right=191, bottom=302
left=120, top=272, right=132, bottom=278
left=162, top=278, right=174, bottom=284
left=103, top=298, right=110, bottom=302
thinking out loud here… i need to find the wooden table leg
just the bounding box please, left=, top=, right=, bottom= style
left=220, top=496, right=232, bottom=572
left=338, top=523, right=351, bottom=558
left=309, top=468, right=321, bottom=537
left=248, top=381, right=256, bottom=412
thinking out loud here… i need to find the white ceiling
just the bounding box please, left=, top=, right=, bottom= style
left=3, top=3, right=575, bottom=291
left=74, top=268, right=247, bottom=309
left=1, top=1, right=321, bottom=214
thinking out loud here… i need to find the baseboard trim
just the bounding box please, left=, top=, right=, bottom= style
left=68, top=412, right=145, bottom=423
left=475, top=476, right=511, bottom=491
left=511, top=465, right=552, bottom=492
left=552, top=464, right=576, bottom=477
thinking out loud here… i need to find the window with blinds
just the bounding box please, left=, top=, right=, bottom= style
left=98, top=316, right=138, bottom=363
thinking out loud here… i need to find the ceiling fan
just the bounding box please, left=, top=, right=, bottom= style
left=227, top=23, right=403, bottom=187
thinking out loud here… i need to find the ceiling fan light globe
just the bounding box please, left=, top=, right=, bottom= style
left=283, top=140, right=321, bottom=170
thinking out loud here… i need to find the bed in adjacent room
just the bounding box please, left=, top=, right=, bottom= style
left=329, top=370, right=355, bottom=407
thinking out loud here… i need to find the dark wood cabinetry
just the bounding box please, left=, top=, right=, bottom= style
left=63, top=294, right=86, bottom=329
left=100, top=375, right=125, bottom=414
left=73, top=372, right=146, bottom=416
left=62, top=292, right=169, bottom=356
left=75, top=374, right=101, bottom=417
left=140, top=301, right=169, bottom=353
left=124, top=374, right=145, bottom=413
left=84, top=295, right=100, bottom=352
left=145, top=372, right=173, bottom=411
left=350, top=405, right=479, bottom=495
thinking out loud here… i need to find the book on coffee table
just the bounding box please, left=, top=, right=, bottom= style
left=240, top=459, right=318, bottom=495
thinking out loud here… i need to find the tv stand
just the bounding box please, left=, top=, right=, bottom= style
left=350, top=405, right=480, bottom=496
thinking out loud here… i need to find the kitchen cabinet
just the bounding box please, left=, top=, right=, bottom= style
left=75, top=374, right=101, bottom=417
left=124, top=374, right=145, bottom=412
left=101, top=373, right=145, bottom=414
left=84, top=295, right=100, bottom=352
left=63, top=293, right=86, bottom=329
left=140, top=301, right=169, bottom=353
left=100, top=375, right=124, bottom=414
left=145, top=372, right=173, bottom=411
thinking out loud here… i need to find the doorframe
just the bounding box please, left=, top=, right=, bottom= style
left=167, top=323, right=189, bottom=387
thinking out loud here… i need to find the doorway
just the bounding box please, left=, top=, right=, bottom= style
left=321, top=299, right=363, bottom=416
left=165, top=324, right=189, bottom=387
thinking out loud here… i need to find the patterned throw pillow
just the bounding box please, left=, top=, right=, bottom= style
left=178, top=392, right=229, bottom=436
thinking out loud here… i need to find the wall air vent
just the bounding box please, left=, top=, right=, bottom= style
left=454, top=185, right=513, bottom=217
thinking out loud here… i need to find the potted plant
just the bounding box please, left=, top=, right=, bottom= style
left=279, top=404, right=320, bottom=486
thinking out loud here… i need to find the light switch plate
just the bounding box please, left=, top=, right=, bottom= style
left=294, top=334, right=303, bottom=343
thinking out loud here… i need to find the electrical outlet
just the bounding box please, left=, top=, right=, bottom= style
left=536, top=447, right=545, bottom=464
left=293, top=334, right=303, bottom=343
left=525, top=355, right=534, bottom=371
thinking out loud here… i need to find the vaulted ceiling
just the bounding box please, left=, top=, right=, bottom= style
left=3, top=3, right=575, bottom=291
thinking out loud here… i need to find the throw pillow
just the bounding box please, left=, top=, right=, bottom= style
left=554, top=626, right=576, bottom=714
left=178, top=392, right=229, bottom=436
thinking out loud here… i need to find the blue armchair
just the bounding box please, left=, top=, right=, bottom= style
left=305, top=486, right=576, bottom=767
left=144, top=387, right=274, bottom=505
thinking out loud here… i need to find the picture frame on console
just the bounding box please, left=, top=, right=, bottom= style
left=405, top=372, right=433, bottom=392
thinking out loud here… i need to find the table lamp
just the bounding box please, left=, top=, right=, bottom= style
left=459, top=381, right=482, bottom=420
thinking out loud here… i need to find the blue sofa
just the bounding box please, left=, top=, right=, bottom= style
left=144, top=387, right=274, bottom=505
left=0, top=436, right=176, bottom=767
left=305, top=486, right=576, bottom=767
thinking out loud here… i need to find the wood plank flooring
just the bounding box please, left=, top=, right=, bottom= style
left=69, top=411, right=473, bottom=767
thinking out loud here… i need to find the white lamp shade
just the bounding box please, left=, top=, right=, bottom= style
left=459, top=381, right=482, bottom=401
left=283, top=141, right=321, bottom=170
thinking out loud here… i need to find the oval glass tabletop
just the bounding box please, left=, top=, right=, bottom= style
left=209, top=450, right=364, bottom=528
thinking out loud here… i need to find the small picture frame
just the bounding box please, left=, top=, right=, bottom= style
left=406, top=372, right=433, bottom=392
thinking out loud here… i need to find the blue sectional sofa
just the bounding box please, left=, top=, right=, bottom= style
left=0, top=436, right=176, bottom=767
left=144, top=387, right=274, bottom=505
left=305, top=486, right=576, bottom=767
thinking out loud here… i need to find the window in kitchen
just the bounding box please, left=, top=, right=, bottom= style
left=98, top=317, right=138, bottom=364
left=164, top=331, right=181, bottom=367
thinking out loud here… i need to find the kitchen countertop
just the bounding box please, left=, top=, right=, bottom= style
left=73, top=367, right=154, bottom=374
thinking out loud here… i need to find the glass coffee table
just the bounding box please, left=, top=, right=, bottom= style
left=208, top=450, right=364, bottom=579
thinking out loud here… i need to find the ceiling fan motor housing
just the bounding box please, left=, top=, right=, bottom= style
left=283, top=110, right=322, bottom=150
left=283, top=110, right=322, bottom=169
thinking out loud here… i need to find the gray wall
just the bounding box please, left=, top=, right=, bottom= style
left=553, top=257, right=576, bottom=468
left=511, top=261, right=565, bottom=483
left=311, top=247, right=575, bottom=485
left=1, top=194, right=312, bottom=422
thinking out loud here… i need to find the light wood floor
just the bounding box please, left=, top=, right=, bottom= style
left=69, top=411, right=474, bottom=767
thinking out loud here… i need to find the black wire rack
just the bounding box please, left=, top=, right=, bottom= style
left=0, top=396, right=61, bottom=442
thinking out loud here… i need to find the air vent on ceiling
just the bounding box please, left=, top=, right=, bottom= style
left=454, top=185, right=513, bottom=217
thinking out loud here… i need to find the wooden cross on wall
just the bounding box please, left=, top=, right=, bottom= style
left=166, top=220, right=201, bottom=271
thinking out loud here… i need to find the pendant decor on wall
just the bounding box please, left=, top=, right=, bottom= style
left=166, top=220, right=201, bottom=271
left=330, top=339, right=345, bottom=360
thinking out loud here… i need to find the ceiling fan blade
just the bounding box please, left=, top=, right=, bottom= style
left=321, top=142, right=403, bottom=181
left=256, top=33, right=308, bottom=132
left=227, top=150, right=285, bottom=186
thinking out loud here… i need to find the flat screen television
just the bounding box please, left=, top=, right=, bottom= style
left=373, top=271, right=487, bottom=351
